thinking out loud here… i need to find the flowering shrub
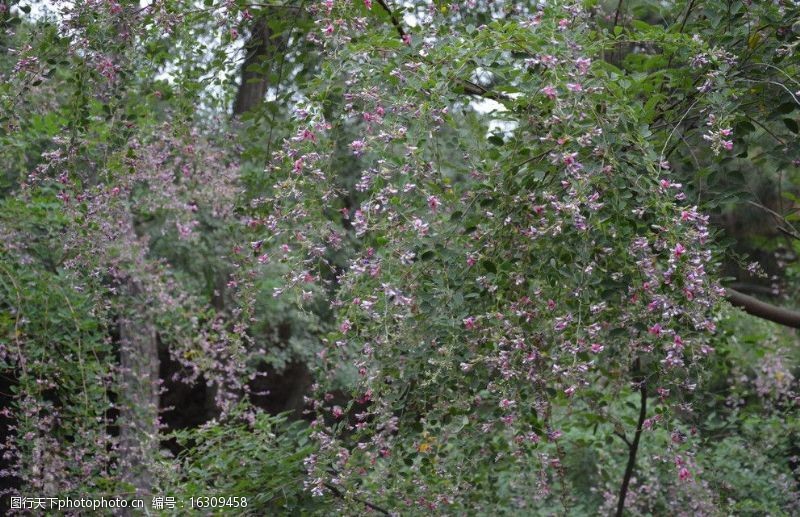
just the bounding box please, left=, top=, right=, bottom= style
left=0, top=0, right=798, bottom=515
left=286, top=1, right=727, bottom=511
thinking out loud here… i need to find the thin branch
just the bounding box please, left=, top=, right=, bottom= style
left=375, top=0, right=406, bottom=39
left=659, top=98, right=701, bottom=163
left=777, top=226, right=800, bottom=241
left=744, top=114, right=787, bottom=146
left=738, top=78, right=800, bottom=107
left=615, top=375, right=647, bottom=517
left=678, top=0, right=697, bottom=34
left=614, top=430, right=632, bottom=448
left=746, top=200, right=800, bottom=239
left=613, top=0, right=624, bottom=27
left=506, top=147, right=556, bottom=173
left=456, top=78, right=512, bottom=101
left=324, top=483, right=391, bottom=515
left=244, top=2, right=303, bottom=9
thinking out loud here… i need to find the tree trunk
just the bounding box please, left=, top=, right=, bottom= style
left=232, top=18, right=274, bottom=116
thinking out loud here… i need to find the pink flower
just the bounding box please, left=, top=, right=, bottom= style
left=297, top=128, right=316, bottom=142
left=332, top=405, right=344, bottom=419
left=678, top=467, right=691, bottom=482
left=540, top=85, right=557, bottom=99
left=643, top=416, right=658, bottom=430
left=350, top=139, right=366, bottom=156
left=575, top=57, right=591, bottom=74
left=566, top=82, right=583, bottom=92
left=96, top=57, right=118, bottom=82
left=463, top=316, right=476, bottom=330
left=673, top=242, right=686, bottom=257
left=590, top=343, right=604, bottom=353
left=402, top=34, right=411, bottom=45
left=364, top=0, right=372, bottom=8
left=427, top=195, right=440, bottom=212
left=412, top=217, right=429, bottom=236
left=466, top=254, right=477, bottom=266
left=340, top=319, right=352, bottom=333
left=649, top=323, right=662, bottom=335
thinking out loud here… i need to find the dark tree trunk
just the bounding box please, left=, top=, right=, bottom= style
left=232, top=18, right=274, bottom=116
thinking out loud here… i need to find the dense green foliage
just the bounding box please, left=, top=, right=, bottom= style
left=0, top=0, right=799, bottom=515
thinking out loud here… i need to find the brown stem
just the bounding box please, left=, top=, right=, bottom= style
left=613, top=0, right=624, bottom=27
left=324, top=483, right=390, bottom=515
left=615, top=374, right=646, bottom=517
left=375, top=0, right=406, bottom=39
left=678, top=0, right=697, bottom=34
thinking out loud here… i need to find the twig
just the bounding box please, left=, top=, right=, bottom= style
left=375, top=0, right=406, bottom=39
left=614, top=430, right=632, bottom=448
left=678, top=0, right=697, bottom=34
left=777, top=226, right=800, bottom=241
left=744, top=114, right=786, bottom=146
left=244, top=2, right=303, bottom=9
left=456, top=78, right=511, bottom=101
left=746, top=200, right=800, bottom=238
left=613, top=0, right=624, bottom=27
left=324, top=483, right=391, bottom=515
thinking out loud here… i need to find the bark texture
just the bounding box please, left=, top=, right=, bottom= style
left=232, top=18, right=274, bottom=116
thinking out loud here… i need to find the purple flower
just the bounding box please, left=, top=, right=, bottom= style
left=350, top=140, right=366, bottom=156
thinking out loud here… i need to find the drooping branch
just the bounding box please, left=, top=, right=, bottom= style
left=726, top=288, right=800, bottom=329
